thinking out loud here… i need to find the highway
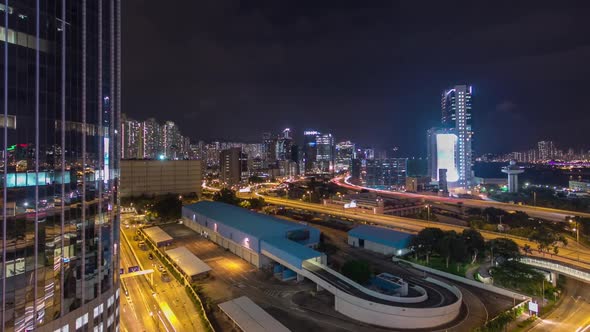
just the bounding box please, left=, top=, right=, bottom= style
left=120, top=227, right=175, bottom=332
left=530, top=278, right=590, bottom=332
left=260, top=195, right=590, bottom=271
left=120, top=215, right=205, bottom=331
left=333, top=176, right=590, bottom=221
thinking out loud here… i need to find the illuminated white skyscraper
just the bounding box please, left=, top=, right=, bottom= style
left=441, top=85, right=474, bottom=188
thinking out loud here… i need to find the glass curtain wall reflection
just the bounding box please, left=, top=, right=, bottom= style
left=0, top=0, right=121, bottom=331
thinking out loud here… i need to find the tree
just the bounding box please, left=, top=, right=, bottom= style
left=239, top=200, right=251, bottom=209
left=466, top=207, right=483, bottom=216
left=212, top=188, right=239, bottom=205
left=248, top=197, right=265, bottom=210
left=248, top=176, right=264, bottom=184
left=152, top=194, right=182, bottom=220
left=437, top=231, right=459, bottom=268
left=487, top=238, right=520, bottom=264
left=341, top=260, right=372, bottom=284
left=529, top=226, right=567, bottom=255
left=461, top=229, right=485, bottom=264
left=410, top=227, right=444, bottom=264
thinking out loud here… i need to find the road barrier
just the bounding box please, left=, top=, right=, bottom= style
left=392, top=257, right=530, bottom=302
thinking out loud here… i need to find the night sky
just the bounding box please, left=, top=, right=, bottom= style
left=123, top=1, right=590, bottom=156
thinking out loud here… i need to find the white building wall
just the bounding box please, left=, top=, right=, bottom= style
left=183, top=216, right=262, bottom=267
left=348, top=235, right=409, bottom=256
left=364, top=240, right=396, bottom=255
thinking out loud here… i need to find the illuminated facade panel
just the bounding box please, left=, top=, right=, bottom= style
left=435, top=134, right=459, bottom=183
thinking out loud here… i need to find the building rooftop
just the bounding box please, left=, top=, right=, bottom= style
left=143, top=226, right=173, bottom=245
left=348, top=224, right=413, bottom=249
left=262, top=236, right=321, bottom=262
left=166, top=246, right=211, bottom=277
left=218, top=296, right=291, bottom=332
left=183, top=201, right=312, bottom=240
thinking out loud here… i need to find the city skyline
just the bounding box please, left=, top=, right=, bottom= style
left=124, top=1, right=590, bottom=154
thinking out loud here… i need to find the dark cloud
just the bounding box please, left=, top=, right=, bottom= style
left=123, top=0, right=590, bottom=154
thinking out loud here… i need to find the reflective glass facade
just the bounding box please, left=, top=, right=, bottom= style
left=0, top=0, right=121, bottom=331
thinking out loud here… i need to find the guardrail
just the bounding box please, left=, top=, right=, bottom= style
left=520, top=256, right=590, bottom=283
left=392, top=257, right=530, bottom=302
left=303, top=259, right=429, bottom=303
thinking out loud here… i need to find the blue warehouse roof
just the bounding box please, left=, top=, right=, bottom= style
left=184, top=201, right=314, bottom=240
left=348, top=224, right=413, bottom=249
left=261, top=236, right=321, bottom=262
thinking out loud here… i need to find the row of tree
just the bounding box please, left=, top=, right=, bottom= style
left=212, top=188, right=266, bottom=210
left=409, top=227, right=520, bottom=268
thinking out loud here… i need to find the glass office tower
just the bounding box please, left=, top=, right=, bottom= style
left=1, top=1, right=121, bottom=331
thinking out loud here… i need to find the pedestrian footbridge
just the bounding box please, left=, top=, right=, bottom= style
left=520, top=256, right=590, bottom=284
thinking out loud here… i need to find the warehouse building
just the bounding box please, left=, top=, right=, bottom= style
left=182, top=201, right=323, bottom=280
left=348, top=224, right=413, bottom=256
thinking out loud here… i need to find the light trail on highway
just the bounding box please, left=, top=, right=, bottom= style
left=334, top=176, right=590, bottom=221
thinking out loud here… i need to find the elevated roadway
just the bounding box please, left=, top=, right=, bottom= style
left=334, top=176, right=590, bottom=221
left=260, top=195, right=590, bottom=271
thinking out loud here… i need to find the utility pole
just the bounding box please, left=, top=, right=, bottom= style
left=533, top=191, right=537, bottom=206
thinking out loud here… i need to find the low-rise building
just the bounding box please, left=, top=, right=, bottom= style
left=120, top=159, right=203, bottom=197
left=325, top=192, right=422, bottom=216
left=181, top=201, right=322, bottom=280
left=570, top=180, right=590, bottom=193
left=405, top=176, right=432, bottom=192
left=348, top=224, right=413, bottom=256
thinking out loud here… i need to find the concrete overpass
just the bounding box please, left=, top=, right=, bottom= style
left=260, top=195, right=590, bottom=272
left=520, top=256, right=590, bottom=285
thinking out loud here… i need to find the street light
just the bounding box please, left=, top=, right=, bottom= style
left=569, top=219, right=580, bottom=243
left=425, top=204, right=431, bottom=223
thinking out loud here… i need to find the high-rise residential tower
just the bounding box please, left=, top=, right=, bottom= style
left=303, top=130, right=319, bottom=174
left=537, top=140, right=555, bottom=161
left=335, top=141, right=355, bottom=173
left=316, top=133, right=335, bottom=174
left=1, top=1, right=122, bottom=331
left=440, top=85, right=474, bottom=188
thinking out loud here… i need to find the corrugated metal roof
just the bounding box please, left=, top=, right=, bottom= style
left=218, top=296, right=291, bottom=332
left=143, top=226, right=173, bottom=244
left=184, top=201, right=308, bottom=239
left=348, top=224, right=413, bottom=248
left=261, top=236, right=321, bottom=262
left=166, top=246, right=211, bottom=277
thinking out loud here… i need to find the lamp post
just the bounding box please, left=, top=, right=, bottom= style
left=425, top=204, right=431, bottom=224
left=569, top=219, right=580, bottom=243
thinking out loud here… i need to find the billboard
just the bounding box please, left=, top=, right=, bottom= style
left=436, top=134, right=459, bottom=183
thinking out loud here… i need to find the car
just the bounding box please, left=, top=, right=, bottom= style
left=148, top=253, right=154, bottom=260
left=161, top=271, right=171, bottom=282
left=157, top=264, right=165, bottom=272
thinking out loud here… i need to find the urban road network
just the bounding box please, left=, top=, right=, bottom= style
left=337, top=176, right=590, bottom=221
left=257, top=193, right=590, bottom=272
